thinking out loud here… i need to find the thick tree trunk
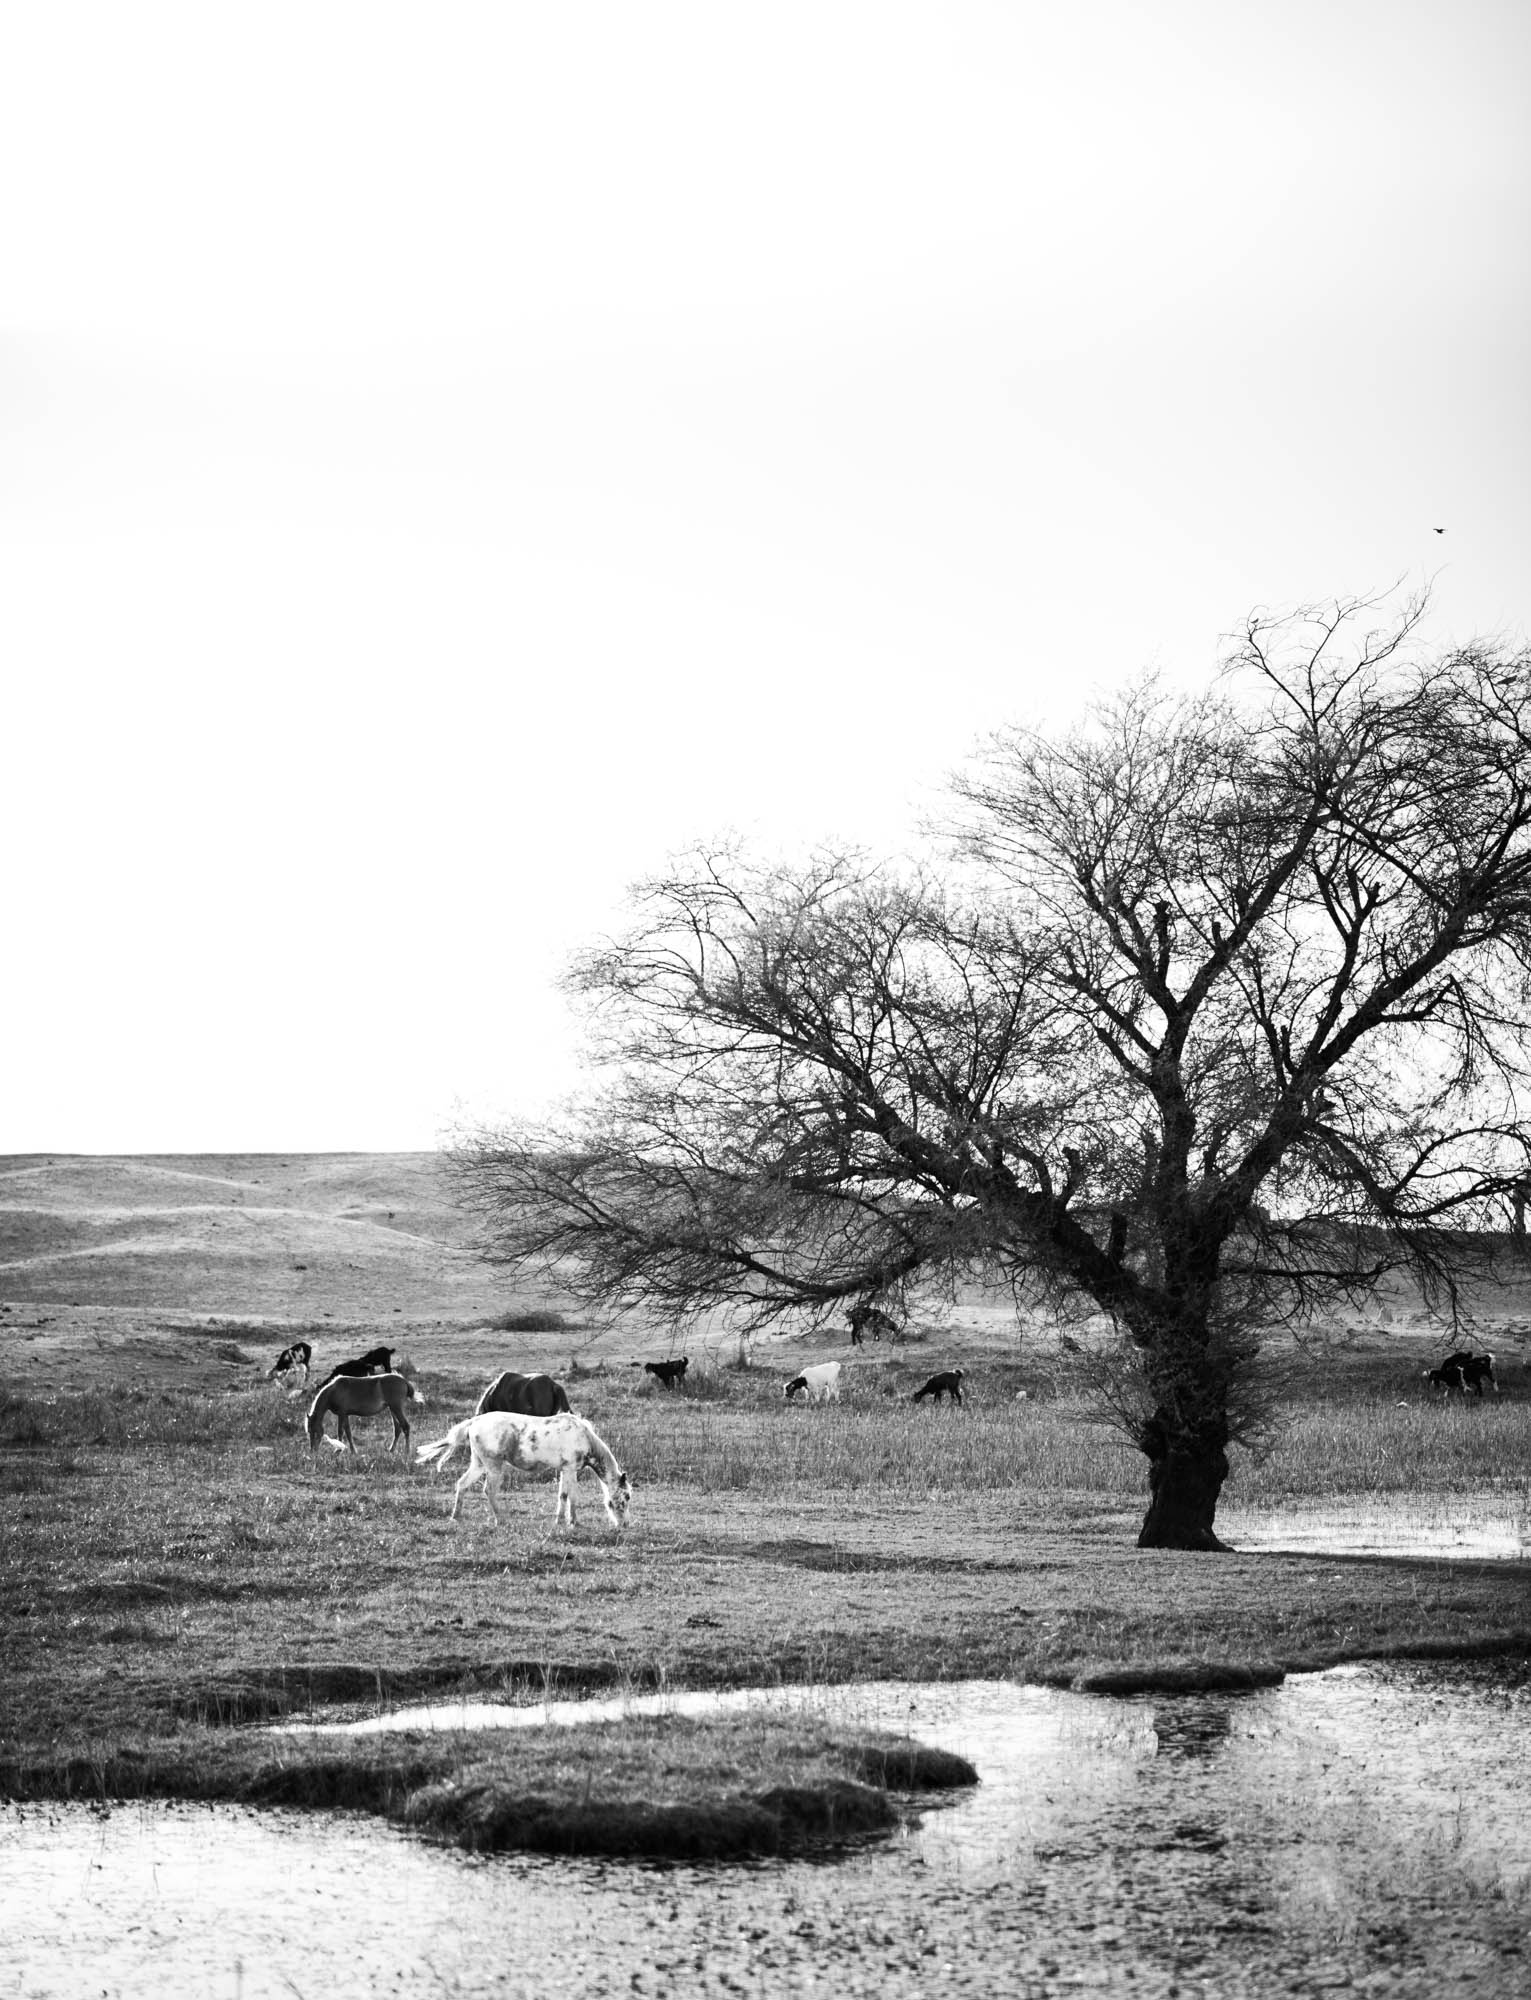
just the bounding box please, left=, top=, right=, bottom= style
left=1137, top=1413, right=1233, bottom=1550
left=1126, top=1250, right=1240, bottom=1550
left=1135, top=1416, right=1231, bottom=1552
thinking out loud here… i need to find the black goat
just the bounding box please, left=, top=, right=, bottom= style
left=643, top=1357, right=689, bottom=1390
left=317, top=1344, right=397, bottom=1389
left=913, top=1369, right=964, bottom=1405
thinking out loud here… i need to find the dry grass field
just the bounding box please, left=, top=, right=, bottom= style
left=3, top=1151, right=1529, bottom=1859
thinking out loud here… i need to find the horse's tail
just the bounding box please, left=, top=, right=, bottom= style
left=416, top=1419, right=473, bottom=1471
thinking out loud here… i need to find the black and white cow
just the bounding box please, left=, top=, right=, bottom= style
left=1424, top=1350, right=1498, bottom=1398
left=267, top=1340, right=312, bottom=1388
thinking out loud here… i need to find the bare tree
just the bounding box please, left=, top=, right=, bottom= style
left=451, top=597, right=1531, bottom=1549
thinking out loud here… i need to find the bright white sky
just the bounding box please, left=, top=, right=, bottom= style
left=3, top=0, right=1528, bottom=1153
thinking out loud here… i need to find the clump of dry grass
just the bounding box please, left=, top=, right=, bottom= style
left=0, top=1710, right=974, bottom=1862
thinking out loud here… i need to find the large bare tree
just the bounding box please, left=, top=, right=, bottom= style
left=452, top=599, right=1531, bottom=1549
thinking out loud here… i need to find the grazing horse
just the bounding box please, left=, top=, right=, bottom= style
left=316, top=1344, right=396, bottom=1389
left=847, top=1303, right=897, bottom=1347
left=267, top=1340, right=312, bottom=1388
left=643, top=1357, right=688, bottom=1390
left=913, top=1369, right=964, bottom=1405
left=305, top=1371, right=423, bottom=1453
left=417, top=1412, right=631, bottom=1531
left=1424, top=1350, right=1498, bottom=1398
left=475, top=1370, right=571, bottom=1418
left=784, top=1361, right=842, bottom=1403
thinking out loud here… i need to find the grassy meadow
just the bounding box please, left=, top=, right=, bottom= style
left=2, top=1321, right=1528, bottom=1854
left=2, top=1152, right=1527, bottom=1853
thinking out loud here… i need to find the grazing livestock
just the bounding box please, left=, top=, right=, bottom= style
left=1424, top=1350, right=1498, bottom=1398
left=643, top=1357, right=689, bottom=1390
left=418, top=1412, right=631, bottom=1531
left=316, top=1344, right=397, bottom=1389
left=913, top=1369, right=964, bottom=1405
left=847, top=1303, right=898, bottom=1346
left=784, top=1361, right=842, bottom=1403
left=267, top=1340, right=312, bottom=1388
left=476, top=1370, right=571, bottom=1418
left=305, top=1371, right=423, bottom=1453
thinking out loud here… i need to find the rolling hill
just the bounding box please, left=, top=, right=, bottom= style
left=5, top=1153, right=1531, bottom=1365
left=0, top=1152, right=509, bottom=1319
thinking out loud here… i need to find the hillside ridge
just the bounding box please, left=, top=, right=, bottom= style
left=0, top=1151, right=503, bottom=1318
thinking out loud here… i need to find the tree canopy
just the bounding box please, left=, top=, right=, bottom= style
left=452, top=597, right=1531, bottom=1547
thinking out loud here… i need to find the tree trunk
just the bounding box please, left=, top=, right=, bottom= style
left=1137, top=1414, right=1233, bottom=1550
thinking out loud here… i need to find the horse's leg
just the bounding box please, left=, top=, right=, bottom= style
left=450, top=1449, right=482, bottom=1520
left=481, top=1461, right=504, bottom=1524
left=340, top=1413, right=355, bottom=1453
left=557, top=1467, right=577, bottom=1528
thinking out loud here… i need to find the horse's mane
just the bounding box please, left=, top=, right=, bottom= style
left=576, top=1418, right=623, bottom=1485
left=304, top=1380, right=329, bottom=1442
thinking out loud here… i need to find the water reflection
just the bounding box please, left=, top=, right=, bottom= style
left=1146, top=1697, right=1236, bottom=1762
left=8, top=1662, right=1530, bottom=1999
left=1219, top=1501, right=1525, bottom=1558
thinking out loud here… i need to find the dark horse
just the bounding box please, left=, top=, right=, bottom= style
left=475, top=1370, right=572, bottom=1418
left=306, top=1371, right=423, bottom=1453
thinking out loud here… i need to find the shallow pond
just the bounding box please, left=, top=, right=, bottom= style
left=7, top=1661, right=1530, bottom=1999
left=1219, top=1498, right=1528, bottom=1560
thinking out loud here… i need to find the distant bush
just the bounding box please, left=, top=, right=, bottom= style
left=487, top=1309, right=572, bottom=1334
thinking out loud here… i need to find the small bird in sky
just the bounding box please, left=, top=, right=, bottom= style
left=1434, top=527, right=1446, bottom=534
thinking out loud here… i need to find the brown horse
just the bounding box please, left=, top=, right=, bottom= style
left=306, top=1371, right=424, bottom=1453
left=475, top=1370, right=571, bottom=1418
